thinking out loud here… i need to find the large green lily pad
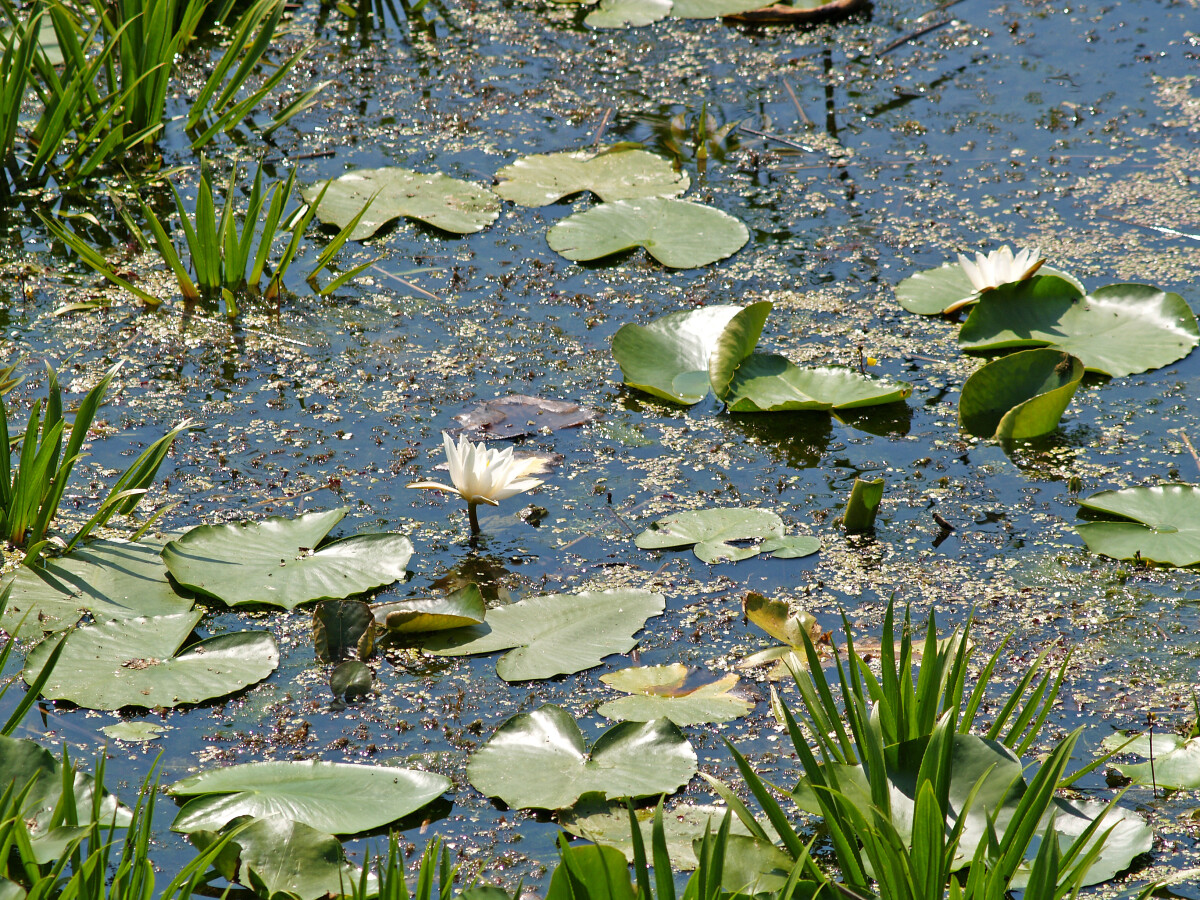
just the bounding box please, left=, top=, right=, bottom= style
left=724, top=355, right=912, bottom=412
left=0, top=539, right=192, bottom=638
left=958, top=349, right=1083, bottom=441
left=1101, top=732, right=1200, bottom=789
left=302, top=167, right=500, bottom=239
left=959, top=278, right=1199, bottom=377
left=494, top=148, right=688, bottom=206
left=547, top=198, right=748, bottom=268
left=467, top=705, right=696, bottom=809
left=374, top=584, right=486, bottom=634
left=1075, top=484, right=1200, bottom=566
left=23, top=612, right=278, bottom=709
left=612, top=304, right=747, bottom=404
left=895, top=263, right=1083, bottom=316
left=0, top=735, right=130, bottom=835
left=425, top=589, right=664, bottom=680
left=598, top=665, right=752, bottom=725
left=191, top=816, right=369, bottom=900
left=169, top=760, right=450, bottom=835
left=635, top=507, right=785, bottom=563
left=161, top=509, right=412, bottom=609
left=707, top=303, right=772, bottom=399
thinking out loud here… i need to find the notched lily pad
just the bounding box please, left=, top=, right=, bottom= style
left=303, top=167, right=500, bottom=239
left=598, top=664, right=752, bottom=725
left=374, top=584, right=486, bottom=634
left=1101, top=731, right=1200, bottom=789
left=451, top=395, right=601, bottom=439
left=547, top=198, right=748, bottom=268
left=958, top=349, right=1083, bottom=441
left=494, top=148, right=688, bottom=206
left=1075, top=484, right=1200, bottom=566
left=634, top=507, right=785, bottom=563
left=162, top=509, right=412, bottom=610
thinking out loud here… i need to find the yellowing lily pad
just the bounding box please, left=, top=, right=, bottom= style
left=598, top=664, right=752, bottom=725
left=494, top=148, right=688, bottom=206
left=740, top=592, right=825, bottom=679
left=1075, top=484, right=1200, bottom=566
left=302, top=167, right=500, bottom=239
left=547, top=198, right=748, bottom=268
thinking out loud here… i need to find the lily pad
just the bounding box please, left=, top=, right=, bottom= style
left=494, top=149, right=688, bottom=206
left=598, top=665, right=753, bottom=725
left=585, top=0, right=671, bottom=28
left=101, top=722, right=168, bottom=742
left=1075, top=484, right=1200, bottom=566
left=0, top=538, right=192, bottom=638
left=612, top=304, right=745, bottom=404
left=302, top=167, right=500, bottom=239
left=375, top=584, right=486, bottom=634
left=634, top=508, right=785, bottom=563
left=0, top=735, right=130, bottom=835
left=671, top=0, right=778, bottom=17
left=1101, top=732, right=1200, bottom=789
left=958, top=349, right=1083, bottom=441
left=959, top=278, right=1199, bottom=377
left=708, top=303, right=772, bottom=399
left=169, top=760, right=450, bottom=835
left=161, top=509, right=412, bottom=610
left=724, top=355, right=912, bottom=412
left=758, top=535, right=821, bottom=558
left=330, top=660, right=373, bottom=700
left=466, top=705, right=696, bottom=809
left=740, top=593, right=824, bottom=679
left=190, top=816, right=369, bottom=900
left=313, top=599, right=374, bottom=662
left=425, top=589, right=664, bottom=681
left=547, top=198, right=748, bottom=268
left=896, top=263, right=1084, bottom=316
left=23, top=612, right=278, bottom=710
left=451, top=395, right=601, bottom=439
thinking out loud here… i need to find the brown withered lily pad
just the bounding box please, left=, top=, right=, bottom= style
left=450, top=395, right=601, bottom=439
left=723, top=0, right=866, bottom=24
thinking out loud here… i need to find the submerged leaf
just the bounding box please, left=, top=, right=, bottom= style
left=451, top=395, right=601, bottom=439
left=494, top=148, right=688, bottom=206
left=1075, top=484, right=1200, bottom=566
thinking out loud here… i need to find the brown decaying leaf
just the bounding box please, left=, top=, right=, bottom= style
left=725, top=0, right=865, bottom=25
left=450, top=394, right=601, bottom=440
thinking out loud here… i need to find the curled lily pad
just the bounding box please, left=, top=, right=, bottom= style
left=374, top=584, right=486, bottom=634
left=598, top=664, right=753, bottom=725
left=1075, top=484, right=1200, bottom=566
left=330, top=660, right=373, bottom=700
left=425, top=589, right=664, bottom=681
left=547, top=198, right=748, bottom=268
left=959, top=278, right=1199, bottom=377
left=466, top=705, right=696, bottom=809
left=740, top=593, right=825, bottom=678
left=635, top=507, right=784, bottom=563
left=302, top=167, right=500, bottom=239
left=162, top=509, right=412, bottom=610
left=494, top=148, right=688, bottom=206
left=958, top=349, right=1083, bottom=441
left=724, top=355, right=912, bottom=412
left=23, top=612, right=278, bottom=710
left=1101, top=731, right=1200, bottom=789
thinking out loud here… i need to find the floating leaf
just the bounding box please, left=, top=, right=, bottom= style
left=376, top=584, right=486, bottom=634
left=959, top=349, right=1083, bottom=440
left=724, top=355, right=912, bottom=412
left=101, top=722, right=168, bottom=742
left=723, top=0, right=868, bottom=25
left=896, top=263, right=1084, bottom=316
left=1075, top=484, right=1200, bottom=566
left=959, top=277, right=1199, bottom=376
left=758, top=535, right=821, bottom=559
left=1101, top=732, right=1200, bottom=789
left=672, top=0, right=778, bottom=16
left=612, top=305, right=745, bottom=404
left=0, top=539, right=192, bottom=638
left=425, top=589, right=664, bottom=681
left=741, top=593, right=824, bottom=679
left=302, top=167, right=500, bottom=239
left=162, top=509, right=412, bottom=610
left=169, top=760, right=450, bottom=835
left=23, top=612, right=278, bottom=710
left=494, top=149, right=688, bottom=206
left=635, top=507, right=785, bottom=563
left=547, top=198, right=748, bottom=268
left=585, top=0, right=671, bottom=28
left=190, top=816, right=369, bottom=900
left=0, top=735, right=130, bottom=834
left=466, top=705, right=696, bottom=809
left=330, top=660, right=373, bottom=700
left=451, top=395, right=601, bottom=439
left=313, top=599, right=374, bottom=662
left=598, top=664, right=752, bottom=725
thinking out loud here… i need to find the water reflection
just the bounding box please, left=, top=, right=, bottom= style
left=727, top=411, right=833, bottom=469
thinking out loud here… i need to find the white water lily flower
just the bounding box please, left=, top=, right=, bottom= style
left=956, top=245, right=1045, bottom=293
left=407, top=433, right=544, bottom=533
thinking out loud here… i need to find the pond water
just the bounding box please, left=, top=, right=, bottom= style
left=3, top=0, right=1200, bottom=892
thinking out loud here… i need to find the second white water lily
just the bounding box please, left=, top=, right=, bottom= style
left=957, top=245, right=1045, bottom=293
left=408, top=433, right=544, bottom=533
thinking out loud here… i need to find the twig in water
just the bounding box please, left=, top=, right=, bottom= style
left=738, top=125, right=815, bottom=153
left=1097, top=214, right=1200, bottom=242
left=592, top=108, right=613, bottom=149
left=371, top=264, right=444, bottom=303
left=781, top=78, right=812, bottom=127
left=606, top=502, right=637, bottom=536
left=877, top=17, right=954, bottom=56
left=1178, top=429, right=1200, bottom=474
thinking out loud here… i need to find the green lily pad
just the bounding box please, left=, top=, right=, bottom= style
left=302, top=167, right=500, bottom=239
left=584, top=0, right=671, bottom=28
left=23, top=612, right=278, bottom=710
left=1101, top=732, right=1200, bottom=789
left=547, top=198, right=748, bottom=268
left=161, top=509, right=412, bottom=610
left=330, top=660, right=373, bottom=700
left=0, top=539, right=192, bottom=638
left=425, top=589, right=664, bottom=681
left=959, top=349, right=1084, bottom=441
left=169, top=760, right=450, bottom=835
left=635, top=507, right=785, bottom=563
left=896, top=263, right=1083, bottom=316
left=724, top=355, right=912, bottom=412
left=1012, top=798, right=1154, bottom=889
left=313, top=599, right=374, bottom=662
left=190, top=816, right=370, bottom=900
left=0, top=735, right=130, bottom=835
left=101, top=722, right=168, bottom=742
left=959, top=278, right=1199, bottom=377
left=1075, top=484, right=1200, bottom=566
left=466, top=705, right=696, bottom=809
left=374, top=584, right=486, bottom=634
left=758, top=535, right=821, bottom=558
left=708, top=303, right=772, bottom=399
left=612, top=304, right=746, bottom=404
left=494, top=148, right=688, bottom=206
left=598, top=665, right=752, bottom=725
